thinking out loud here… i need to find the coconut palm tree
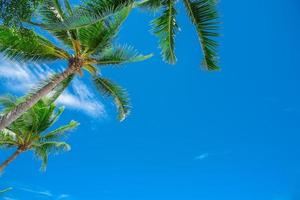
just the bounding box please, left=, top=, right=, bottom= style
left=0, top=95, right=79, bottom=172
left=136, top=0, right=220, bottom=70
left=0, top=0, right=151, bottom=130
left=40, top=0, right=220, bottom=69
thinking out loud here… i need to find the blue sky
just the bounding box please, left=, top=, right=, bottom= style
left=1, top=0, right=300, bottom=199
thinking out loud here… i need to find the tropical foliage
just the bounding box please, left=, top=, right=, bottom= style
left=0, top=187, right=12, bottom=194
left=0, top=95, right=78, bottom=172
left=137, top=0, right=220, bottom=70
left=0, top=0, right=152, bottom=130
left=0, top=0, right=43, bottom=26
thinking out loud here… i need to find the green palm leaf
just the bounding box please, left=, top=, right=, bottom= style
left=43, top=120, right=79, bottom=141
left=0, top=187, right=13, bottom=194
left=93, top=76, right=130, bottom=121
left=94, top=45, right=153, bottom=66
left=38, top=0, right=76, bottom=49
left=79, top=6, right=131, bottom=55
left=0, top=26, right=69, bottom=62
left=45, top=0, right=134, bottom=30
left=34, top=141, right=71, bottom=171
left=182, top=0, right=219, bottom=70
left=48, top=75, right=74, bottom=103
left=152, top=0, right=178, bottom=64
left=136, top=0, right=162, bottom=11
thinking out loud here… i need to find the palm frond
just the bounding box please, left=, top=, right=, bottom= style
left=0, top=129, right=17, bottom=147
left=82, top=64, right=98, bottom=74
left=38, top=0, right=76, bottom=49
left=182, top=0, right=219, bottom=70
left=79, top=6, right=131, bottom=55
left=0, top=26, right=69, bottom=62
left=64, top=0, right=73, bottom=15
left=48, top=75, right=74, bottom=103
left=45, top=0, right=134, bottom=30
left=0, top=187, right=13, bottom=194
left=43, top=120, right=79, bottom=141
left=135, top=0, right=163, bottom=11
left=94, top=45, right=153, bottom=66
left=0, top=95, right=18, bottom=114
left=93, top=76, right=130, bottom=121
left=34, top=141, right=71, bottom=171
left=152, top=0, right=178, bottom=64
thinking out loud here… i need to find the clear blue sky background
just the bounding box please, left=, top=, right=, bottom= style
left=1, top=0, right=300, bottom=199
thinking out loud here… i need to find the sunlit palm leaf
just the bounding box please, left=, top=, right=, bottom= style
left=182, top=0, right=219, bottom=70
left=34, top=141, right=71, bottom=171
left=48, top=75, right=74, bottom=103
left=152, top=0, right=178, bottom=64
left=0, top=26, right=69, bottom=62
left=136, top=0, right=162, bottom=11
left=93, top=76, right=130, bottom=121
left=82, top=64, right=98, bottom=74
left=43, top=120, right=79, bottom=141
left=94, top=45, right=153, bottom=66
left=45, top=0, right=134, bottom=30
left=79, top=7, right=131, bottom=55
left=38, top=0, right=75, bottom=49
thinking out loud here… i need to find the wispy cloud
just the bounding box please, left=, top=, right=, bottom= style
left=195, top=153, right=210, bottom=161
left=20, top=187, right=53, bottom=197
left=20, top=187, right=71, bottom=199
left=3, top=197, right=18, bottom=200
left=0, top=58, right=105, bottom=117
left=57, top=194, right=70, bottom=199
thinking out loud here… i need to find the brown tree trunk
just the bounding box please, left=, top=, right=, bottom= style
left=0, top=65, right=77, bottom=131
left=0, top=148, right=23, bottom=172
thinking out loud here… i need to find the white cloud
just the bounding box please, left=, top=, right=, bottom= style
left=0, top=58, right=105, bottom=117
left=195, top=153, right=210, bottom=160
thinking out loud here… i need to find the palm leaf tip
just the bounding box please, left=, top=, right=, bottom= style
left=93, top=76, right=130, bottom=121
left=183, top=0, right=220, bottom=70
left=136, top=0, right=162, bottom=11
left=45, top=0, right=134, bottom=30
left=152, top=0, right=179, bottom=64
left=0, top=26, right=68, bottom=62
left=95, top=46, right=153, bottom=66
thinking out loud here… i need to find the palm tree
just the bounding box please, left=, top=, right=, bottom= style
left=0, top=95, right=79, bottom=172
left=0, top=0, right=151, bottom=130
left=136, top=0, right=220, bottom=70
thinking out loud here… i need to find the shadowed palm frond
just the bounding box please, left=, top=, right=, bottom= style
left=94, top=45, right=153, bottom=66
left=93, top=76, right=130, bottom=121
left=64, top=0, right=73, bottom=15
left=45, top=0, right=134, bottom=30
left=152, top=0, right=178, bottom=64
left=0, top=26, right=69, bottom=62
left=182, top=0, right=219, bottom=70
left=136, top=0, right=163, bottom=11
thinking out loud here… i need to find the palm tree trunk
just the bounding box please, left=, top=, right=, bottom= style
left=0, top=148, right=23, bottom=172
left=0, top=64, right=77, bottom=131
